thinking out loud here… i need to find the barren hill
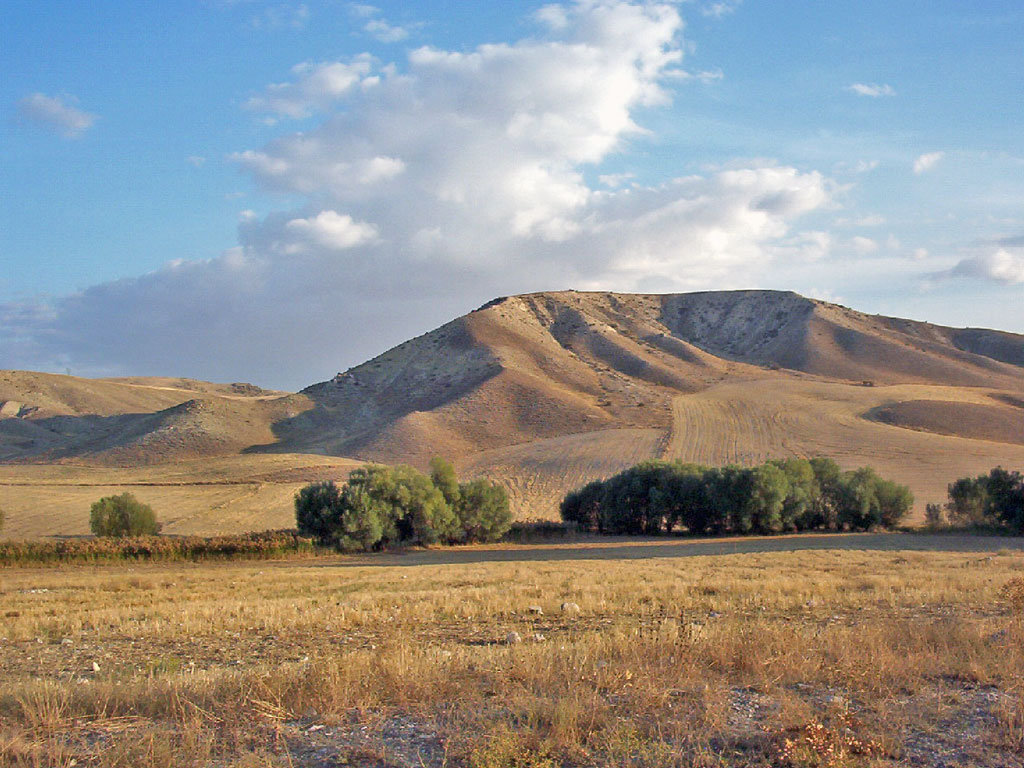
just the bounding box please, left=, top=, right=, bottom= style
left=0, top=371, right=309, bottom=464
left=278, top=289, right=1024, bottom=456
left=3, top=290, right=1024, bottom=534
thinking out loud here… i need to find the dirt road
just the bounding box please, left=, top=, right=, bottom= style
left=315, top=531, right=1024, bottom=569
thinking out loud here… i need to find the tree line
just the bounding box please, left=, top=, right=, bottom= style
left=560, top=457, right=914, bottom=536
left=931, top=467, right=1024, bottom=532
left=295, top=458, right=511, bottom=550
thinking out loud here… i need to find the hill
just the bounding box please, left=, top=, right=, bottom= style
left=3, top=289, right=1024, bottom=535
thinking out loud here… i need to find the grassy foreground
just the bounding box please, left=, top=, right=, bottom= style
left=2, top=544, right=1023, bottom=767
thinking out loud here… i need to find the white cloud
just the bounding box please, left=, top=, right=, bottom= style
left=598, top=172, right=634, bottom=188
left=16, top=93, right=97, bottom=138
left=849, top=236, right=878, bottom=254
left=250, top=3, right=309, bottom=29
left=913, top=151, right=945, bottom=174
left=186, top=155, right=207, bottom=167
left=0, top=0, right=832, bottom=388
left=846, top=83, right=895, bottom=98
left=701, top=1, right=741, bottom=18
left=283, top=210, right=378, bottom=252
left=949, top=249, right=1024, bottom=284
left=349, top=3, right=378, bottom=19
left=244, top=57, right=374, bottom=119
left=364, top=19, right=409, bottom=42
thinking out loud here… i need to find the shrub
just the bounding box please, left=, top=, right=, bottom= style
left=944, top=467, right=1024, bottom=532
left=924, top=502, right=946, bottom=528
left=89, top=493, right=161, bottom=537
left=1, top=529, right=314, bottom=566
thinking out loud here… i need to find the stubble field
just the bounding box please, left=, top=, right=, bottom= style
left=3, top=537, right=1024, bottom=767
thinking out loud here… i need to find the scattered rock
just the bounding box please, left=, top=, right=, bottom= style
left=91, top=662, right=100, bottom=673
left=560, top=601, right=581, bottom=614
left=708, top=611, right=721, bottom=619
left=505, top=632, right=522, bottom=645
left=533, top=633, right=546, bottom=642
left=987, top=629, right=1009, bottom=645
left=528, top=605, right=544, bottom=615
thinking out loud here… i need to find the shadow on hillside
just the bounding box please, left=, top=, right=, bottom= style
left=0, top=411, right=158, bottom=462
left=300, top=532, right=1024, bottom=569
left=247, top=363, right=503, bottom=457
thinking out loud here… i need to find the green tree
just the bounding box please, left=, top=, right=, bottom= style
left=294, top=481, right=345, bottom=543
left=809, top=457, right=844, bottom=529
left=874, top=477, right=914, bottom=528
left=772, top=458, right=819, bottom=530
left=456, top=478, right=512, bottom=542
left=986, top=467, right=1024, bottom=532
left=747, top=463, right=790, bottom=533
left=561, top=479, right=606, bottom=533
left=946, top=475, right=991, bottom=526
left=429, top=456, right=461, bottom=508
left=89, top=493, right=160, bottom=537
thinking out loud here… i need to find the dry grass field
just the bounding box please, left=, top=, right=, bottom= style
left=3, top=538, right=1024, bottom=767
left=0, top=455, right=361, bottom=539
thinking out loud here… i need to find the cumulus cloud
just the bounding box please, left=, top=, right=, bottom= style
left=364, top=18, right=410, bottom=42
left=282, top=210, right=378, bottom=252
left=913, top=151, right=944, bottom=174
left=846, top=83, right=895, bottom=97
left=16, top=93, right=97, bottom=138
left=244, top=57, right=374, bottom=119
left=1, top=0, right=832, bottom=388
left=948, top=249, right=1024, bottom=285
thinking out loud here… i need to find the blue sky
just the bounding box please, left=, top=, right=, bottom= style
left=2, top=1, right=1023, bottom=389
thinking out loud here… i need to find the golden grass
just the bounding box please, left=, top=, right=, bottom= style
left=0, top=455, right=361, bottom=539
left=2, top=544, right=1023, bottom=766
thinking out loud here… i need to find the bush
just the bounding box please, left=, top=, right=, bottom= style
left=295, top=458, right=511, bottom=551
left=1, top=529, right=314, bottom=566
left=89, top=493, right=161, bottom=537
left=944, top=467, right=1024, bottom=532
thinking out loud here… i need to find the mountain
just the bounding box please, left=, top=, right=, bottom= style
left=3, top=289, right=1024, bottom=534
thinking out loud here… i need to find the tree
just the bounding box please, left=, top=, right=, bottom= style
left=874, top=477, right=914, bottom=528
left=809, top=457, right=844, bottom=529
left=456, top=478, right=512, bottom=542
left=561, top=479, right=606, bottom=533
left=430, top=456, right=461, bottom=508
left=772, top=458, right=819, bottom=530
left=89, top=493, right=160, bottom=537
left=294, top=481, right=345, bottom=543
left=747, top=463, right=790, bottom=533
left=946, top=475, right=991, bottom=526
left=986, top=467, right=1024, bottom=532
left=946, top=467, right=1024, bottom=532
